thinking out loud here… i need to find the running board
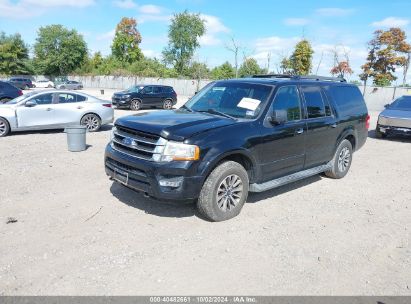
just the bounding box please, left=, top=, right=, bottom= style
left=249, top=162, right=333, bottom=192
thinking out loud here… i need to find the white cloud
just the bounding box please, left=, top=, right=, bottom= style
left=96, top=29, right=115, bottom=41
left=315, top=7, right=354, bottom=17
left=0, top=0, right=94, bottom=18
left=142, top=49, right=161, bottom=58
left=255, top=36, right=301, bottom=53
left=138, top=4, right=163, bottom=14
left=199, top=14, right=230, bottom=46
left=138, top=14, right=171, bottom=24
left=113, top=0, right=137, bottom=9
left=284, top=18, right=310, bottom=26
left=371, top=17, right=410, bottom=27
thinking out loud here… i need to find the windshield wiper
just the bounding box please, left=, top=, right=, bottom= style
left=180, top=104, right=194, bottom=112
left=199, top=109, right=236, bottom=120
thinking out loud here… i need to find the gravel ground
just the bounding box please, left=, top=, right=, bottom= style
left=0, top=88, right=410, bottom=295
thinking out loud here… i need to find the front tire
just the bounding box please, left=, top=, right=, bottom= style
left=130, top=99, right=141, bottom=110
left=197, top=161, right=249, bottom=222
left=0, top=117, right=10, bottom=137
left=375, top=125, right=387, bottom=139
left=325, top=139, right=353, bottom=179
left=163, top=99, right=173, bottom=110
left=81, top=114, right=101, bottom=132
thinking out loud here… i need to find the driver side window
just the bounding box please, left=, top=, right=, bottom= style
left=272, top=86, right=302, bottom=122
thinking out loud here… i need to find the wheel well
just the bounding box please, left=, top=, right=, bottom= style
left=345, top=134, right=356, bottom=150
left=0, top=116, right=11, bottom=131
left=81, top=112, right=101, bottom=122
left=218, top=153, right=254, bottom=181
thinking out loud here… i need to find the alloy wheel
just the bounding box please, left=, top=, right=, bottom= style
left=163, top=100, right=173, bottom=109
left=0, top=120, right=7, bottom=136
left=216, top=174, right=243, bottom=212
left=82, top=114, right=100, bottom=131
left=337, top=147, right=351, bottom=172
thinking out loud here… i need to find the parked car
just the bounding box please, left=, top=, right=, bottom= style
left=55, top=80, right=83, bottom=90
left=112, top=85, right=177, bottom=110
left=104, top=75, right=369, bottom=221
left=33, top=79, right=55, bottom=88
left=0, top=90, right=114, bottom=137
left=8, top=77, right=34, bottom=90
left=0, top=81, right=23, bottom=103
left=376, top=95, right=411, bottom=138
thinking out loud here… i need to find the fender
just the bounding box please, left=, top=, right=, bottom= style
left=335, top=126, right=357, bottom=152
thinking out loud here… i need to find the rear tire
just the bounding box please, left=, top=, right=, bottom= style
left=0, top=117, right=10, bottom=137
left=130, top=99, right=141, bottom=110
left=325, top=139, right=353, bottom=179
left=197, top=161, right=249, bottom=222
left=81, top=114, right=101, bottom=132
left=0, top=98, right=11, bottom=104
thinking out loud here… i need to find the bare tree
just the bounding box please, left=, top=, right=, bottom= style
left=225, top=36, right=241, bottom=78
left=403, top=52, right=410, bottom=86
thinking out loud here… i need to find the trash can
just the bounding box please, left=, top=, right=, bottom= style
left=64, top=126, right=87, bottom=152
left=100, top=89, right=104, bottom=95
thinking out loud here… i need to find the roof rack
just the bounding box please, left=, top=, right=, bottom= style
left=251, top=74, right=347, bottom=83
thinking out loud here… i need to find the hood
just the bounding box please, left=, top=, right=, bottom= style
left=380, top=109, right=411, bottom=119
left=115, top=110, right=236, bottom=141
left=114, top=90, right=132, bottom=96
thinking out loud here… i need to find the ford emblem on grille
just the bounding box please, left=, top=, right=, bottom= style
left=122, top=137, right=137, bottom=147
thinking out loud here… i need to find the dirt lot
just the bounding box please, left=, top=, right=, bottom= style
left=0, top=89, right=410, bottom=295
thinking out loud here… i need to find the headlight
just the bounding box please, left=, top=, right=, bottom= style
left=110, top=126, right=116, bottom=141
left=123, top=94, right=131, bottom=99
left=153, top=141, right=200, bottom=162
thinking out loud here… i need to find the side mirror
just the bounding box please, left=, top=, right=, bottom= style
left=25, top=101, right=37, bottom=107
left=268, top=110, right=287, bottom=125
left=384, top=104, right=390, bottom=108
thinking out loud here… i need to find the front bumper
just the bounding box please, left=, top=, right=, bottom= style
left=112, top=96, right=131, bottom=107
left=377, top=124, right=411, bottom=136
left=104, top=143, right=203, bottom=202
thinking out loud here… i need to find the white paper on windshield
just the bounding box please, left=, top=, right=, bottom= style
left=237, top=98, right=261, bottom=111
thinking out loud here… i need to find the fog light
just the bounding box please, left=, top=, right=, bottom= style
left=158, top=177, right=183, bottom=188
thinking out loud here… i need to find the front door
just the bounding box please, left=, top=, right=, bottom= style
left=257, top=85, right=306, bottom=182
left=16, top=93, right=55, bottom=129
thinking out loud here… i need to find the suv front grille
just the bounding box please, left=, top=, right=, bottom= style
left=112, top=125, right=164, bottom=161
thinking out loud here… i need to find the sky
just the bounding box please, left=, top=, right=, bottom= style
left=1, top=0, right=411, bottom=81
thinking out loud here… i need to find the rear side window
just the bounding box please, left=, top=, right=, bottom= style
left=153, top=87, right=162, bottom=93
left=162, top=87, right=173, bottom=93
left=301, top=86, right=326, bottom=118
left=326, top=85, right=367, bottom=116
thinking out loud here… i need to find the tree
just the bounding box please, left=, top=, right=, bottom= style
left=34, top=25, right=87, bottom=75
left=162, top=10, right=205, bottom=75
left=289, top=39, right=314, bottom=75
left=331, top=62, right=353, bottom=78
left=361, top=28, right=411, bottom=86
left=0, top=32, right=32, bottom=75
left=238, top=58, right=264, bottom=77
left=279, top=56, right=293, bottom=74
left=91, top=51, right=103, bottom=68
left=225, top=37, right=242, bottom=78
left=211, top=61, right=235, bottom=79
left=111, top=17, right=143, bottom=63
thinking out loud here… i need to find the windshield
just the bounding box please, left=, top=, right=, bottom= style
left=389, top=96, right=411, bottom=110
left=6, top=92, right=36, bottom=104
left=126, top=85, right=143, bottom=93
left=184, top=82, right=273, bottom=119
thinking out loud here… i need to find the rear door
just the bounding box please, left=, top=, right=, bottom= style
left=141, top=86, right=156, bottom=106
left=153, top=86, right=163, bottom=105
left=51, top=93, right=87, bottom=125
left=300, top=85, right=338, bottom=168
left=257, top=85, right=306, bottom=181
left=16, top=93, right=56, bottom=128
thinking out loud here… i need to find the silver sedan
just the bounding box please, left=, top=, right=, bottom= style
left=0, top=90, right=114, bottom=137
left=376, top=95, right=411, bottom=138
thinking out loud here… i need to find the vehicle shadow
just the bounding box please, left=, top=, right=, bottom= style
left=11, top=125, right=113, bottom=136
left=368, top=129, right=411, bottom=143
left=110, top=182, right=196, bottom=219
left=247, top=175, right=323, bottom=203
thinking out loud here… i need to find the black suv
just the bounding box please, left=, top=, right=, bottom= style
left=112, top=85, right=177, bottom=110
left=105, top=75, right=369, bottom=221
left=0, top=81, right=23, bottom=103
left=8, top=77, right=34, bottom=90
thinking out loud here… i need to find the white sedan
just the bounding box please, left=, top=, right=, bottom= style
left=0, top=90, right=114, bottom=137
left=33, top=79, right=55, bottom=88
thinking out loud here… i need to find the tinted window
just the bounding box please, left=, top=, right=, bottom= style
left=301, top=86, right=326, bottom=118
left=144, top=86, right=153, bottom=94
left=153, top=87, right=162, bottom=94
left=272, top=86, right=301, bottom=121
left=30, top=93, right=53, bottom=105
left=76, top=94, right=87, bottom=102
left=389, top=96, right=411, bottom=110
left=58, top=93, right=77, bottom=103
left=163, top=87, right=173, bottom=93
left=326, top=85, right=367, bottom=116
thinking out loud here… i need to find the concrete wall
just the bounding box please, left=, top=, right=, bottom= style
left=360, top=85, right=411, bottom=111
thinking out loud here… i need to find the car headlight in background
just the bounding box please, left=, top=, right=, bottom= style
left=153, top=141, right=200, bottom=162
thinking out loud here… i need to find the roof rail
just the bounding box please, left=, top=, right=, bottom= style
left=251, top=74, right=347, bottom=82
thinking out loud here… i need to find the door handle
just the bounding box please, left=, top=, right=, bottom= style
left=331, top=123, right=337, bottom=128
left=77, top=106, right=83, bottom=109
left=295, top=128, right=304, bottom=135
left=46, top=108, right=52, bottom=111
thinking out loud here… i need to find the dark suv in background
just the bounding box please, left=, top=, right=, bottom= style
left=105, top=75, right=369, bottom=221
left=8, top=77, right=34, bottom=90
left=112, top=85, right=177, bottom=110
left=0, top=81, right=23, bottom=103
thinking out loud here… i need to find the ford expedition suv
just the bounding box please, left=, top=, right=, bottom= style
left=105, top=75, right=369, bottom=221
